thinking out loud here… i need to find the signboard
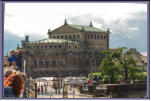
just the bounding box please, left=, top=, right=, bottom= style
left=63, top=84, right=68, bottom=98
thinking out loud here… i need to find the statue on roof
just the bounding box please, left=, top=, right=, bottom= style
left=90, top=21, right=93, bottom=27
left=48, top=29, right=51, bottom=33
left=64, top=18, right=68, bottom=25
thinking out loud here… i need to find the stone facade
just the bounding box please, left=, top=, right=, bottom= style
left=21, top=20, right=110, bottom=78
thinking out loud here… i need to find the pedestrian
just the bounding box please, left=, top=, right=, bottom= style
left=8, top=50, right=17, bottom=66
left=54, top=84, right=57, bottom=94
left=15, top=50, right=22, bottom=72
left=10, top=61, right=19, bottom=71
left=37, top=88, right=40, bottom=95
left=45, top=86, right=47, bottom=93
left=4, top=69, right=12, bottom=82
left=41, top=86, right=43, bottom=95
left=4, top=73, right=25, bottom=97
left=73, top=90, right=75, bottom=98
left=70, top=86, right=72, bottom=91
left=4, top=57, right=10, bottom=67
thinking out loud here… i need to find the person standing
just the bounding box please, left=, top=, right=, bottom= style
left=41, top=86, right=43, bottom=95
left=37, top=88, right=40, bottom=95
left=10, top=61, right=19, bottom=71
left=4, top=69, right=12, bottom=82
left=8, top=50, right=17, bottom=66
left=4, top=73, right=25, bottom=97
left=54, top=84, right=57, bottom=94
left=15, top=50, right=22, bottom=72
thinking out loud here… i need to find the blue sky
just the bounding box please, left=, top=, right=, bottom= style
left=4, top=3, right=148, bottom=56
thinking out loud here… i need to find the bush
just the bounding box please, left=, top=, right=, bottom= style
left=135, top=72, right=147, bottom=81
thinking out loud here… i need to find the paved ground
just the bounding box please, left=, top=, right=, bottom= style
left=37, top=85, right=109, bottom=98
left=37, top=85, right=94, bottom=98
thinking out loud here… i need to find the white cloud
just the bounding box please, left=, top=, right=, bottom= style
left=141, top=52, right=147, bottom=56
left=4, top=3, right=147, bottom=38
left=4, top=3, right=147, bottom=54
left=128, top=27, right=139, bottom=31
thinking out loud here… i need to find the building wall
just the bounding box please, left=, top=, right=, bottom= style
left=21, top=24, right=108, bottom=78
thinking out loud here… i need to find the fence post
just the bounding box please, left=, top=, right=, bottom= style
left=35, top=83, right=37, bottom=98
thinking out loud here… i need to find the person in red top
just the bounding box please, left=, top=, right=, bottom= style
left=37, top=88, right=40, bottom=95
left=88, top=79, right=92, bottom=84
left=4, top=69, right=12, bottom=82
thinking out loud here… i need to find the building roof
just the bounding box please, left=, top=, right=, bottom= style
left=69, top=24, right=107, bottom=32
left=31, top=38, right=79, bottom=44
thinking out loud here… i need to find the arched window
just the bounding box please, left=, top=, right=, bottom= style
left=52, top=60, right=56, bottom=66
left=45, top=61, right=49, bottom=66
left=39, top=61, right=43, bottom=66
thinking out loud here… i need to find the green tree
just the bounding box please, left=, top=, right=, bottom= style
left=100, top=49, right=121, bottom=83
left=99, top=47, right=144, bottom=83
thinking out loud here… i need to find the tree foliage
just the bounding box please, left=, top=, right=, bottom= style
left=99, top=47, right=145, bottom=83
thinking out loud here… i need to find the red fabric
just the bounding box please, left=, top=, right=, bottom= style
left=4, top=77, right=7, bottom=82
left=37, top=88, right=40, bottom=92
left=88, top=79, right=92, bottom=84
left=120, top=80, right=124, bottom=83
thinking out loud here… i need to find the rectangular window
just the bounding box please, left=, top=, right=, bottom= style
left=94, top=35, right=96, bottom=39
left=91, top=35, right=93, bottom=39
left=61, top=36, right=64, bottom=39
left=65, top=35, right=67, bottom=39
left=53, top=36, right=56, bottom=39
left=77, top=35, right=80, bottom=38
left=97, top=35, right=99, bottom=39
left=104, top=35, right=107, bottom=39
left=34, top=61, right=37, bottom=66
left=69, top=35, right=72, bottom=39
left=59, top=45, right=62, bottom=48
left=57, top=36, right=60, bottom=39
left=88, top=35, right=90, bottom=39
left=73, top=35, right=75, bottom=39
